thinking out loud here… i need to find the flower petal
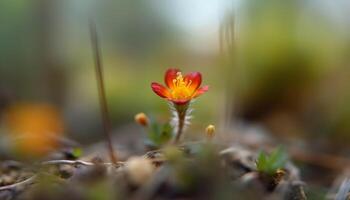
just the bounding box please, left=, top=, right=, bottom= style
left=192, top=85, right=209, bottom=98
left=184, top=72, right=202, bottom=92
left=164, top=68, right=180, bottom=89
left=151, top=82, right=171, bottom=98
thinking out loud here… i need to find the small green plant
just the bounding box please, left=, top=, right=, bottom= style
left=256, top=146, right=288, bottom=175
left=135, top=113, right=173, bottom=148
left=146, top=120, right=173, bottom=148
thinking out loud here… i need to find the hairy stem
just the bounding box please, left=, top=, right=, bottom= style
left=173, top=103, right=189, bottom=144
left=174, top=110, right=185, bottom=143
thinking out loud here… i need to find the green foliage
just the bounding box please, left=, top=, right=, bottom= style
left=256, top=146, right=288, bottom=175
left=145, top=117, right=173, bottom=148
left=72, top=148, right=82, bottom=159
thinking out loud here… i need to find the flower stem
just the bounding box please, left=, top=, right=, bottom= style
left=173, top=103, right=189, bottom=144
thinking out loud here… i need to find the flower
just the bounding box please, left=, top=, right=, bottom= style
left=151, top=68, right=209, bottom=105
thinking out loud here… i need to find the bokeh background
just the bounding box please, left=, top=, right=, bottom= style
left=0, top=0, right=350, bottom=186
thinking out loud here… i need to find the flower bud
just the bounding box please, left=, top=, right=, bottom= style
left=206, top=124, right=215, bottom=139
left=134, top=112, right=149, bottom=127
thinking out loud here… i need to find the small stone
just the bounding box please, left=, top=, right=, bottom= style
left=125, top=157, right=155, bottom=186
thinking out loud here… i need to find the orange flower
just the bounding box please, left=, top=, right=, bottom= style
left=151, top=68, right=208, bottom=105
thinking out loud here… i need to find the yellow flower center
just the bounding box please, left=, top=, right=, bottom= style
left=171, top=72, right=193, bottom=100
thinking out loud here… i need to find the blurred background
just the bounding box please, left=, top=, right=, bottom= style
left=0, top=0, right=350, bottom=185
left=0, top=0, right=233, bottom=144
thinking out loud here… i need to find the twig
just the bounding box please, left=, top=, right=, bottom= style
left=0, top=175, right=36, bottom=191
left=0, top=159, right=124, bottom=192
left=89, top=19, right=118, bottom=164
left=41, top=159, right=124, bottom=167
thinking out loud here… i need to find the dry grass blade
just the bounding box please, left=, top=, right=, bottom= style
left=219, top=12, right=235, bottom=133
left=89, top=19, right=118, bottom=164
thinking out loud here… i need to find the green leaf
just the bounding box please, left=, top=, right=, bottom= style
left=256, top=146, right=288, bottom=175
left=148, top=121, right=160, bottom=143
left=158, top=123, right=172, bottom=144
left=256, top=151, right=268, bottom=171
left=145, top=117, right=173, bottom=147
left=269, top=146, right=288, bottom=171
